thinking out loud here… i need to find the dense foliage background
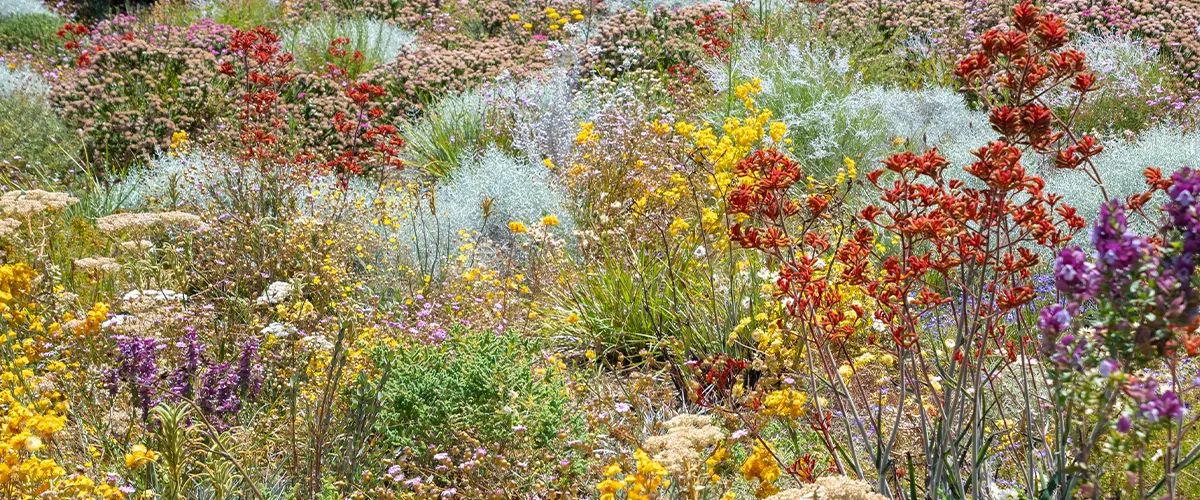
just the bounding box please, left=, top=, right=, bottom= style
left=3, top=0, right=1200, bottom=498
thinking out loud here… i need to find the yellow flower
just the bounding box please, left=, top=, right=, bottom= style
left=509, top=13, right=520, bottom=20
left=741, top=443, right=780, bottom=498
left=125, top=444, right=159, bottom=470
left=769, top=121, right=787, bottom=143
left=763, top=388, right=808, bottom=418
left=880, top=353, right=895, bottom=366
left=523, top=23, right=533, bottom=29
left=838, top=363, right=854, bottom=381
left=575, top=121, right=598, bottom=144
left=541, top=214, right=560, bottom=227
left=585, top=349, right=597, bottom=360
left=508, top=221, right=528, bottom=234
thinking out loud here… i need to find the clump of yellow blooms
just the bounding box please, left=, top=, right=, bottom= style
left=0, top=263, right=34, bottom=317
left=167, top=130, right=189, bottom=157
left=597, top=463, right=625, bottom=500
left=508, top=221, right=528, bottom=234
left=71, top=302, right=109, bottom=337
left=576, top=121, right=599, bottom=144
left=674, top=78, right=788, bottom=196
left=0, top=265, right=120, bottom=498
left=596, top=450, right=671, bottom=500
left=626, top=449, right=669, bottom=499
left=763, top=387, right=808, bottom=419
left=741, top=443, right=782, bottom=498
left=124, top=444, right=159, bottom=470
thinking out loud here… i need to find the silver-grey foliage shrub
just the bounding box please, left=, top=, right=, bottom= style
left=0, top=64, right=49, bottom=97
left=0, top=0, right=51, bottom=17
left=486, top=68, right=585, bottom=168
left=283, top=15, right=415, bottom=67
left=1047, top=125, right=1200, bottom=241
left=388, top=146, right=575, bottom=274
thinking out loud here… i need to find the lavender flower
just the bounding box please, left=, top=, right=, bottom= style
left=1092, top=200, right=1145, bottom=274
left=168, top=328, right=205, bottom=399
left=198, top=362, right=241, bottom=429
left=1140, top=390, right=1187, bottom=423
left=1038, top=304, right=1073, bottom=339
left=1053, top=246, right=1097, bottom=298
left=114, top=335, right=165, bottom=420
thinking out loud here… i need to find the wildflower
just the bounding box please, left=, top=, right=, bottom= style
left=843, top=156, right=857, bottom=179
left=575, top=122, right=598, bottom=144
left=0, top=218, right=20, bottom=237
left=0, top=190, right=79, bottom=216
left=124, top=444, right=159, bottom=469
left=741, top=443, right=781, bottom=498
left=508, top=221, right=528, bottom=234
left=763, top=388, right=807, bottom=418
left=541, top=214, right=560, bottom=227
left=509, top=13, right=520, bottom=21
left=523, top=23, right=533, bottom=30
left=643, top=414, right=724, bottom=476
left=837, top=363, right=854, bottom=381
left=1053, top=246, right=1097, bottom=298
left=1037, top=304, right=1072, bottom=339
left=769, top=121, right=787, bottom=143
left=74, top=257, right=120, bottom=273
left=256, top=281, right=294, bottom=305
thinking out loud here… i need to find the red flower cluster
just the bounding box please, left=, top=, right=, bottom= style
left=723, top=0, right=1095, bottom=441
left=695, top=13, right=732, bottom=61
left=683, top=354, right=750, bottom=408
left=728, top=149, right=804, bottom=253
left=56, top=23, right=99, bottom=66
left=219, top=27, right=302, bottom=169
left=956, top=0, right=1106, bottom=186
left=324, top=80, right=406, bottom=181
left=321, top=39, right=405, bottom=182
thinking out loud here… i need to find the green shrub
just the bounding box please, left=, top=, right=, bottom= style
left=0, top=92, right=83, bottom=189
left=212, top=0, right=284, bottom=30
left=376, top=329, right=579, bottom=453
left=0, top=13, right=61, bottom=53
left=400, top=90, right=494, bottom=179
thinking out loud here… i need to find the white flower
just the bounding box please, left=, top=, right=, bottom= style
left=301, top=333, right=334, bottom=352
left=256, top=281, right=294, bottom=305
left=693, top=245, right=707, bottom=258
left=101, top=314, right=133, bottom=329
left=260, top=322, right=296, bottom=339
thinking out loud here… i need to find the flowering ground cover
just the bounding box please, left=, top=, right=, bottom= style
left=5, top=0, right=1200, bottom=497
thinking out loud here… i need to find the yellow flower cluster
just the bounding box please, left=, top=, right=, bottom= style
left=763, top=387, right=808, bottom=419
left=0, top=263, right=34, bottom=317
left=0, top=294, right=114, bottom=498
left=576, top=121, right=599, bottom=144
left=124, top=444, right=159, bottom=470
left=596, top=450, right=670, bottom=500
left=167, top=130, right=189, bottom=157
left=741, top=443, right=781, bottom=498
left=674, top=79, right=787, bottom=196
